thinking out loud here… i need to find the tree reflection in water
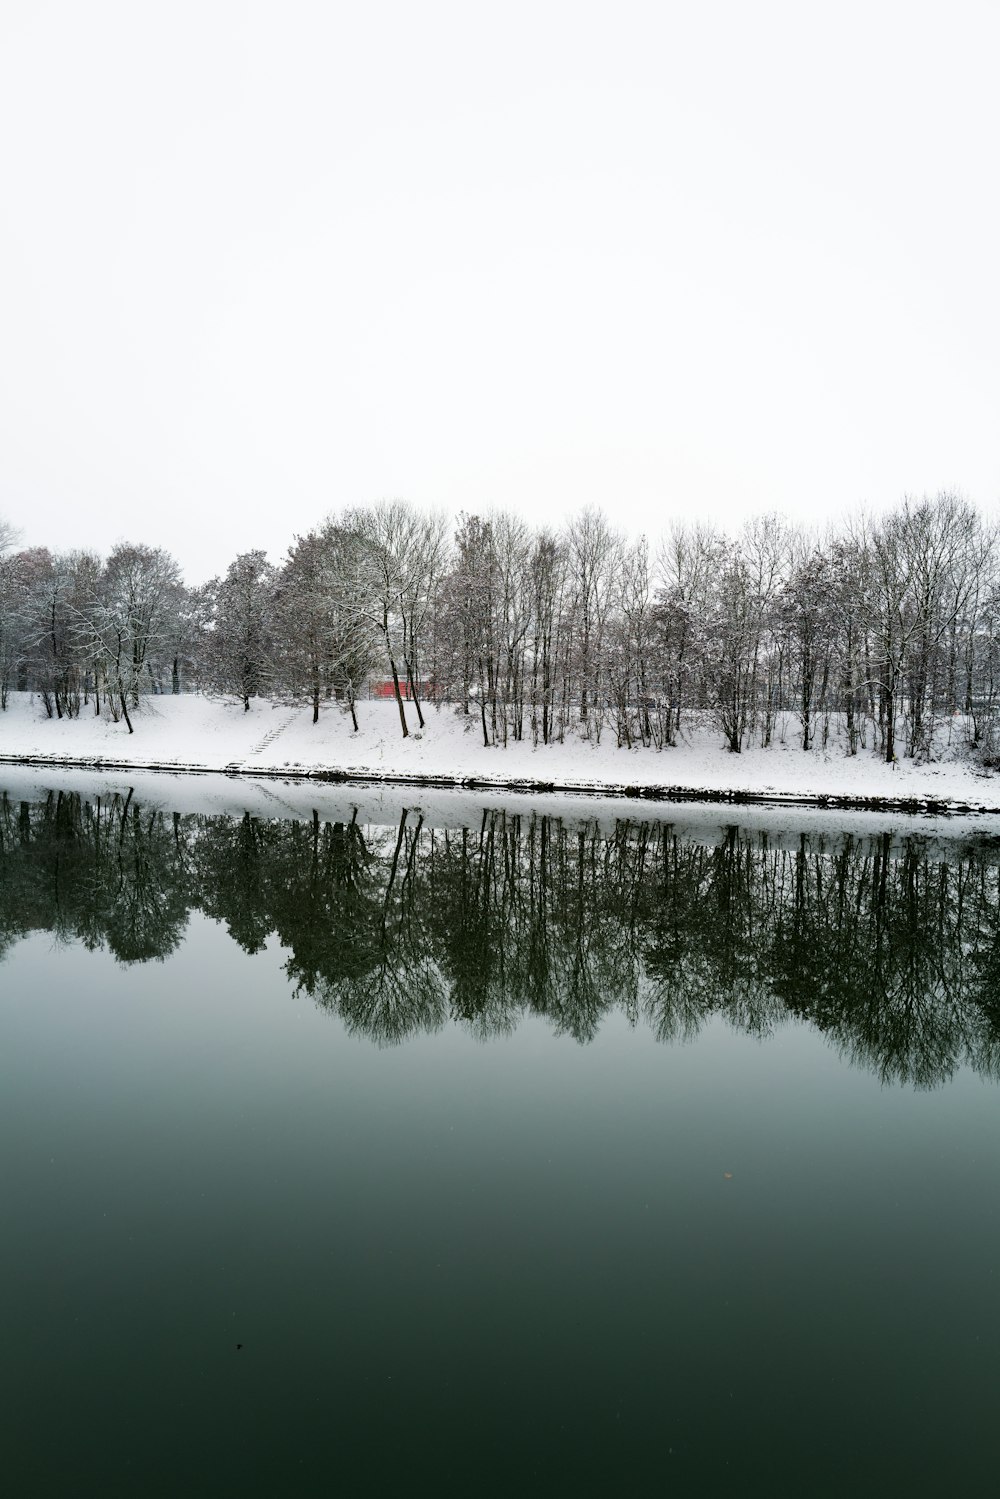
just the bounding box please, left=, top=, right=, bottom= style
left=3, top=788, right=1000, bottom=1086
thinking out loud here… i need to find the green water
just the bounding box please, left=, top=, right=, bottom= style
left=2, top=785, right=999, bottom=1496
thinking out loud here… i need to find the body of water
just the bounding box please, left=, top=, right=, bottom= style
left=2, top=784, right=999, bottom=1495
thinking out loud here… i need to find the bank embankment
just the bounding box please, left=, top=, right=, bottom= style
left=1, top=693, right=998, bottom=817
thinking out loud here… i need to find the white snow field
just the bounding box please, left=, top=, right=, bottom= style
left=0, top=692, right=998, bottom=813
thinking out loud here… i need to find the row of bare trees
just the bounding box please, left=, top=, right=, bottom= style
left=2, top=492, right=998, bottom=759
left=0, top=537, right=190, bottom=731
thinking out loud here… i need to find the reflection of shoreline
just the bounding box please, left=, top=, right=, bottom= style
left=3, top=789, right=1000, bottom=1087
left=0, top=750, right=995, bottom=819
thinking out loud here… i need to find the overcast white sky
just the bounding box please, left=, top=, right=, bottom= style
left=1, top=0, right=998, bottom=582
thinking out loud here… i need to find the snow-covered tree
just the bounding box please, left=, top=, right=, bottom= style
left=204, top=550, right=276, bottom=710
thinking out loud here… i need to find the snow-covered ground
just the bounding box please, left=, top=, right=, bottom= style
left=1, top=691, right=998, bottom=813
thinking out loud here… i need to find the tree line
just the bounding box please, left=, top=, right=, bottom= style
left=3, top=789, right=1000, bottom=1086
left=2, top=491, right=998, bottom=760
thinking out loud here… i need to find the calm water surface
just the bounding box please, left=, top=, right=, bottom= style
left=2, top=783, right=999, bottom=1496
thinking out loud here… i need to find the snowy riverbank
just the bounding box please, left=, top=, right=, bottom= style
left=1, top=692, right=998, bottom=814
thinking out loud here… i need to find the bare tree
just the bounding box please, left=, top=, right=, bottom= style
left=704, top=516, right=787, bottom=753
left=76, top=544, right=183, bottom=732
left=343, top=501, right=446, bottom=738
left=275, top=525, right=375, bottom=727
left=655, top=522, right=725, bottom=742
left=564, top=508, right=623, bottom=739
left=204, top=550, right=276, bottom=710
left=0, top=520, right=24, bottom=708
left=778, top=532, right=838, bottom=751
left=527, top=528, right=567, bottom=746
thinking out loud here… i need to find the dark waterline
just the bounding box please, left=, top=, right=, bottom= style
left=2, top=785, right=999, bottom=1496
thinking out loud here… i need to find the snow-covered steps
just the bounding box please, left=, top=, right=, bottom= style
left=247, top=709, right=300, bottom=759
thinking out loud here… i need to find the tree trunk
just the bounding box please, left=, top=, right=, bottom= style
left=406, top=662, right=426, bottom=728
left=390, top=660, right=409, bottom=737
left=883, top=680, right=895, bottom=763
